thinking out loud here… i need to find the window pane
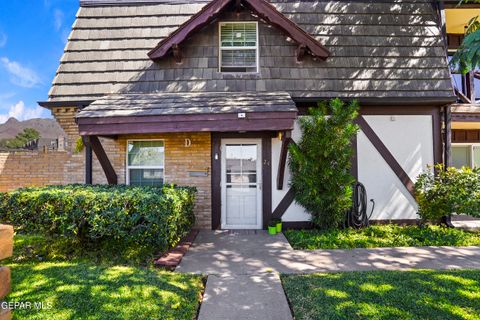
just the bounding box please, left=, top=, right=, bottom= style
left=221, top=49, right=256, bottom=67
left=452, top=146, right=471, bottom=168
left=220, top=23, right=256, bottom=47
left=129, top=169, right=164, bottom=186
left=128, top=141, right=164, bottom=166
left=473, top=146, right=480, bottom=168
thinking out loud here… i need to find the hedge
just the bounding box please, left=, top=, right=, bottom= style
left=415, top=164, right=480, bottom=222
left=0, top=184, right=196, bottom=252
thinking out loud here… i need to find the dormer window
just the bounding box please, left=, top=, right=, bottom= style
left=219, top=22, right=258, bottom=73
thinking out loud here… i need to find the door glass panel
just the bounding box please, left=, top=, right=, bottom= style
left=452, top=146, right=471, bottom=168
left=225, top=144, right=257, bottom=180
left=473, top=146, right=480, bottom=168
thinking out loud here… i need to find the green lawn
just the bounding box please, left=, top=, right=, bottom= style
left=5, top=234, right=204, bottom=320
left=284, top=225, right=480, bottom=250
left=281, top=270, right=480, bottom=320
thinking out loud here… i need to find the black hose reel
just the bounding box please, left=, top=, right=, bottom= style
left=345, top=182, right=375, bottom=229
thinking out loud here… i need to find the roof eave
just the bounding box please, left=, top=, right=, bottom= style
left=148, top=0, right=330, bottom=61
left=38, top=100, right=95, bottom=110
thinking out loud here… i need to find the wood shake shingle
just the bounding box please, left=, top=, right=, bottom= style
left=48, top=0, right=454, bottom=102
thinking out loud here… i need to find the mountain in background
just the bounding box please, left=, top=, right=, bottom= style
left=0, top=117, right=65, bottom=141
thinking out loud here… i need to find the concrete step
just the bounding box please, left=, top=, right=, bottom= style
left=198, top=274, right=292, bottom=320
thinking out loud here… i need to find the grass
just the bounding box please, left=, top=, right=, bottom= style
left=5, top=234, right=204, bottom=320
left=284, top=224, right=480, bottom=250
left=281, top=269, right=480, bottom=320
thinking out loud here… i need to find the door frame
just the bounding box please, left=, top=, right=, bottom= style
left=220, top=138, right=262, bottom=229
left=211, top=132, right=273, bottom=230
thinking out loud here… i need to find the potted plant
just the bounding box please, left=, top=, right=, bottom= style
left=268, top=221, right=277, bottom=235
left=272, top=218, right=282, bottom=233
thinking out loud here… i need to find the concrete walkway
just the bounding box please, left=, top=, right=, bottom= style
left=178, top=230, right=480, bottom=320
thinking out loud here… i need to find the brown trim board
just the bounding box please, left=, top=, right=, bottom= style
left=77, top=112, right=296, bottom=136
left=276, top=132, right=292, bottom=190
left=272, top=188, right=295, bottom=220
left=211, top=131, right=273, bottom=230
left=356, top=116, right=415, bottom=198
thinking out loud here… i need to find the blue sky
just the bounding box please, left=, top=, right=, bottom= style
left=0, top=0, right=78, bottom=123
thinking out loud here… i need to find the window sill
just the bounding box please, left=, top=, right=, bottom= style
left=217, top=72, right=261, bottom=80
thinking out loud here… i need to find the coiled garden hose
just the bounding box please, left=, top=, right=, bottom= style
left=345, top=182, right=375, bottom=228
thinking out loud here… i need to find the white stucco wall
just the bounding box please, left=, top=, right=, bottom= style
left=358, top=115, right=434, bottom=220
left=271, top=115, right=434, bottom=222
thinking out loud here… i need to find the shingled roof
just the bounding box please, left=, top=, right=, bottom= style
left=47, top=0, right=455, bottom=103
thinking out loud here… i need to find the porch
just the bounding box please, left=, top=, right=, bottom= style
left=75, top=91, right=298, bottom=229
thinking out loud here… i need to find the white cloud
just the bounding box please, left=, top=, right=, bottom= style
left=0, top=57, right=42, bottom=88
left=54, top=9, right=64, bottom=31
left=0, top=32, right=6, bottom=48
left=0, top=101, right=45, bottom=123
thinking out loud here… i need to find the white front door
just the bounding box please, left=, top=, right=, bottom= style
left=221, top=139, right=262, bottom=229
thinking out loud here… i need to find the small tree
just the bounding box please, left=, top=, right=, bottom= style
left=4, top=128, right=40, bottom=149
left=289, top=98, right=359, bottom=229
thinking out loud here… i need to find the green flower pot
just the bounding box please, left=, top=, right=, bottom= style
left=276, top=222, right=282, bottom=233
left=268, top=226, right=277, bottom=235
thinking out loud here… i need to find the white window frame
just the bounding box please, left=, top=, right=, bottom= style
left=218, top=21, right=259, bottom=73
left=452, top=143, right=480, bottom=168
left=126, top=139, right=165, bottom=185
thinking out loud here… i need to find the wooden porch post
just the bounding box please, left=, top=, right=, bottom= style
left=444, top=105, right=452, bottom=167
left=82, top=135, right=117, bottom=185
left=85, top=143, right=93, bottom=184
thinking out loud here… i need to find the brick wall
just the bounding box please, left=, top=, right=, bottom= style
left=0, top=151, right=69, bottom=192
left=0, top=107, right=213, bottom=228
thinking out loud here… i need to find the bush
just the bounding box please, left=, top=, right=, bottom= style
left=289, top=98, right=359, bottom=229
left=0, top=184, right=196, bottom=253
left=415, top=164, right=480, bottom=222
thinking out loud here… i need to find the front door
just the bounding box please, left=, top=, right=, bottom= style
left=221, top=139, right=262, bottom=229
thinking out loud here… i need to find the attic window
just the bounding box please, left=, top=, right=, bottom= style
left=219, top=22, right=258, bottom=73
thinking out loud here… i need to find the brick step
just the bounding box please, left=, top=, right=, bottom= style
left=0, top=225, right=13, bottom=261
left=155, top=229, right=199, bottom=269
left=0, top=267, right=10, bottom=300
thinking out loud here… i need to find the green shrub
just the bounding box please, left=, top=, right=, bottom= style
left=289, top=98, right=359, bottom=229
left=415, top=164, right=480, bottom=222
left=0, top=184, right=196, bottom=253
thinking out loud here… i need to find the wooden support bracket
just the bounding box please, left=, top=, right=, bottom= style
left=296, top=44, right=307, bottom=62
left=82, top=136, right=117, bottom=185
left=172, top=44, right=182, bottom=64
left=454, top=87, right=471, bottom=104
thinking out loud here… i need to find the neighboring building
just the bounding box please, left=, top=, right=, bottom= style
left=443, top=1, right=480, bottom=168
left=39, top=0, right=455, bottom=229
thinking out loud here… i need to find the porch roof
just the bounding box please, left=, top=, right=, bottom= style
left=76, top=91, right=297, bottom=135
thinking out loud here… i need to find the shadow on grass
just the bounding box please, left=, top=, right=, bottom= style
left=7, top=261, right=203, bottom=320
left=282, top=269, right=480, bottom=320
